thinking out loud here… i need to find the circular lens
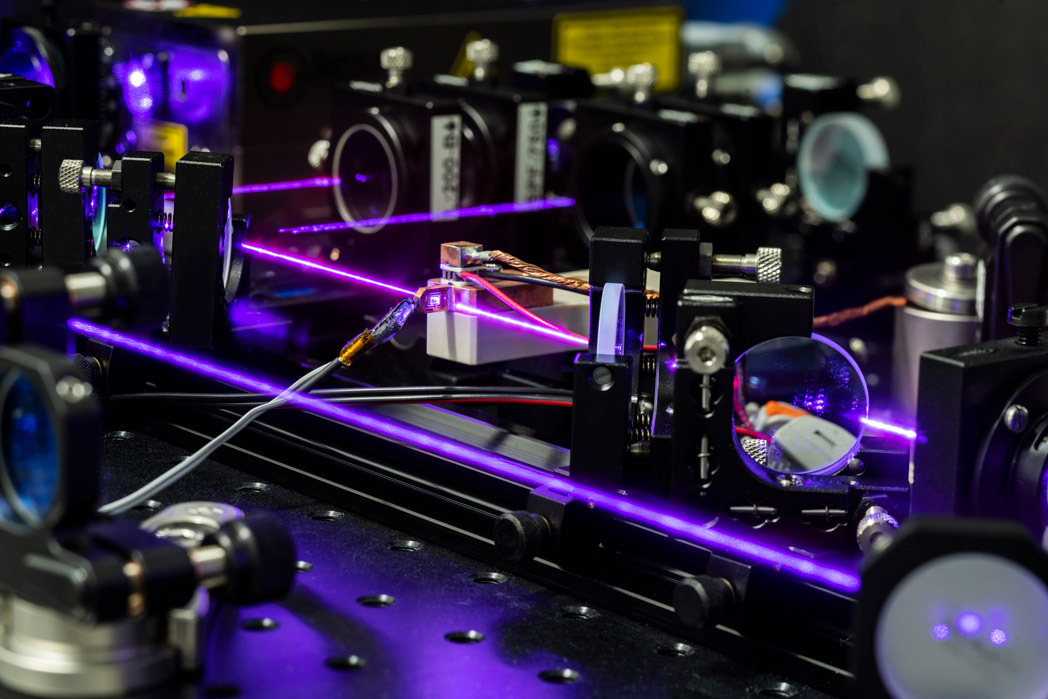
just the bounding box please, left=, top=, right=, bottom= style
left=733, top=335, right=868, bottom=475
left=333, top=124, right=398, bottom=234
left=577, top=141, right=652, bottom=238
left=797, top=112, right=888, bottom=222
left=0, top=201, right=19, bottom=231
left=0, top=28, right=57, bottom=88
left=90, top=154, right=108, bottom=253
left=875, top=553, right=1048, bottom=699
left=0, top=373, right=59, bottom=527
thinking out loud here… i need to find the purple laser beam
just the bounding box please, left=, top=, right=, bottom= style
left=163, top=177, right=342, bottom=200
left=242, top=243, right=414, bottom=296
left=277, top=197, right=576, bottom=234
left=861, top=417, right=917, bottom=441
left=234, top=177, right=342, bottom=195
left=241, top=244, right=588, bottom=347
left=68, top=319, right=860, bottom=592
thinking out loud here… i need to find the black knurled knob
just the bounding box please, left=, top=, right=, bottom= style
left=673, top=575, right=735, bottom=630
left=204, top=513, right=297, bottom=604
left=1007, top=304, right=1048, bottom=346
left=493, top=511, right=550, bottom=563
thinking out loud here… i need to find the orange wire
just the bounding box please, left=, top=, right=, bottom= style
left=812, top=296, right=907, bottom=329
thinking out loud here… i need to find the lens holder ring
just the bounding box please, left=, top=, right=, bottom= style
left=0, top=346, right=102, bottom=535
left=854, top=518, right=1048, bottom=699
left=571, top=124, right=666, bottom=243
left=331, top=119, right=402, bottom=235
left=972, top=367, right=1048, bottom=534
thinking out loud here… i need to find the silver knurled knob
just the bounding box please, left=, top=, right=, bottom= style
left=466, top=39, right=499, bottom=66
left=756, top=247, right=782, bottom=284
left=687, top=51, right=722, bottom=79
left=59, top=159, right=84, bottom=193
left=856, top=76, right=901, bottom=110
left=624, top=62, right=658, bottom=89
left=688, top=51, right=721, bottom=99
left=307, top=139, right=330, bottom=171
left=380, top=46, right=413, bottom=71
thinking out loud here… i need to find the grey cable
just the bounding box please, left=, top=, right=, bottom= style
left=98, top=359, right=341, bottom=515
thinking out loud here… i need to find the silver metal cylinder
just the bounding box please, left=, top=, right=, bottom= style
left=711, top=247, right=782, bottom=284
left=856, top=506, right=898, bottom=555
left=0, top=596, right=176, bottom=698
left=892, top=254, right=980, bottom=416
left=64, top=272, right=109, bottom=310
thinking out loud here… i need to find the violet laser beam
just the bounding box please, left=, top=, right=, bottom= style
left=68, top=318, right=860, bottom=592
left=241, top=244, right=588, bottom=347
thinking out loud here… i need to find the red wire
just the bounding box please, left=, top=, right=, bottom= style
left=461, top=272, right=666, bottom=352
left=459, top=271, right=589, bottom=343
left=735, top=427, right=772, bottom=442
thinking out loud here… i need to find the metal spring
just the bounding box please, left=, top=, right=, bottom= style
left=28, top=228, right=42, bottom=246
left=628, top=425, right=652, bottom=443
left=640, top=353, right=657, bottom=377
left=629, top=409, right=653, bottom=443
left=644, top=291, right=659, bottom=318
left=28, top=174, right=41, bottom=195
left=155, top=211, right=174, bottom=231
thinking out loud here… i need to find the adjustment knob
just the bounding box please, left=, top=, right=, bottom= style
left=204, top=513, right=297, bottom=604
left=88, top=245, right=170, bottom=325
left=624, top=62, right=658, bottom=89
left=1008, top=304, right=1048, bottom=346
left=673, top=575, right=735, bottom=630
left=493, top=511, right=550, bottom=563
left=59, top=158, right=85, bottom=193
left=380, top=46, right=413, bottom=72
left=756, top=247, right=783, bottom=284
left=466, top=39, right=499, bottom=66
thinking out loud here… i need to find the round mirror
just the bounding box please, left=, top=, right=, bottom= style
left=733, top=335, right=868, bottom=476
left=797, top=112, right=888, bottom=223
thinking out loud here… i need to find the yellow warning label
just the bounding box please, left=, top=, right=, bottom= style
left=553, top=6, right=684, bottom=92
left=136, top=119, right=189, bottom=171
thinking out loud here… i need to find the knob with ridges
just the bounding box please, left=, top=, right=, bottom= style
left=493, top=511, right=550, bottom=563
left=59, top=158, right=84, bottom=193
left=756, top=247, right=782, bottom=284
left=673, top=575, right=735, bottom=630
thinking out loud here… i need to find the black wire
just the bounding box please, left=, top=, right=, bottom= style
left=475, top=269, right=589, bottom=295
left=108, top=385, right=573, bottom=406
left=111, top=392, right=572, bottom=410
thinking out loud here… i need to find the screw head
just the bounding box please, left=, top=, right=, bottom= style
left=307, top=139, right=330, bottom=170
left=379, top=46, right=413, bottom=71
left=687, top=51, right=722, bottom=78
left=700, top=191, right=737, bottom=227
left=624, top=62, right=658, bottom=89
left=466, top=39, right=499, bottom=66
left=683, top=325, right=729, bottom=375
left=857, top=76, right=901, bottom=109
left=1008, top=303, right=1048, bottom=327
left=1004, top=404, right=1029, bottom=433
